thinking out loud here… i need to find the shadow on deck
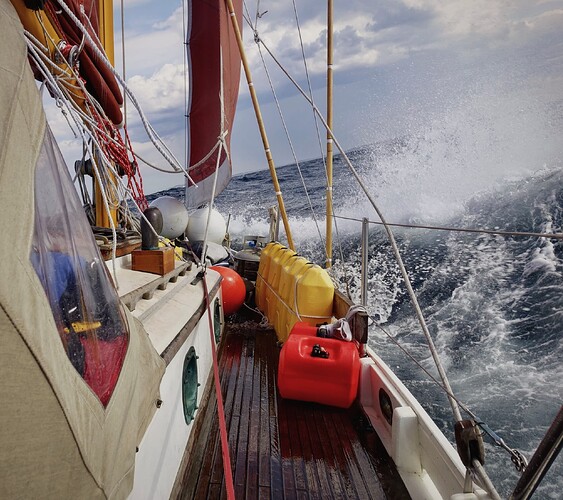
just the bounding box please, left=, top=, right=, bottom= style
left=177, top=323, right=409, bottom=499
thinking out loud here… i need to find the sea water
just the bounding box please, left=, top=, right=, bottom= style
left=150, top=89, right=563, bottom=500
left=153, top=151, right=562, bottom=498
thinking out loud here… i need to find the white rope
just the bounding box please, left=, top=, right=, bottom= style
left=26, top=36, right=170, bottom=281
left=133, top=131, right=224, bottom=176
left=200, top=50, right=229, bottom=266
left=26, top=30, right=138, bottom=165
left=27, top=18, right=179, bottom=227
left=255, top=41, right=326, bottom=250
left=256, top=270, right=331, bottom=321
left=289, top=0, right=348, bottom=277
left=53, top=0, right=196, bottom=183
left=188, top=138, right=224, bottom=171
left=29, top=35, right=120, bottom=280
left=200, top=140, right=224, bottom=266
left=290, top=0, right=328, bottom=178
left=181, top=0, right=189, bottom=169
left=247, top=17, right=348, bottom=280
left=473, top=460, right=502, bottom=500
left=241, top=7, right=326, bottom=260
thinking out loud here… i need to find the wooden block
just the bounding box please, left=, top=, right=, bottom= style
left=132, top=248, right=175, bottom=276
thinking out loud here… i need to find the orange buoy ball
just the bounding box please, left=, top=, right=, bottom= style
left=210, top=266, right=246, bottom=315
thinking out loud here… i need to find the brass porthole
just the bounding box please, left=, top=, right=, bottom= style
left=182, top=347, right=199, bottom=425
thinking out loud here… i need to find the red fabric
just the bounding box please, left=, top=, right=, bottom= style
left=81, top=335, right=128, bottom=407
left=187, top=0, right=242, bottom=187
left=45, top=0, right=123, bottom=125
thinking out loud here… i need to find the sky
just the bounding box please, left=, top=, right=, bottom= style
left=45, top=0, right=563, bottom=194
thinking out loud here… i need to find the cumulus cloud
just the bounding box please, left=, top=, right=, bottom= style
left=44, top=0, right=563, bottom=193
left=114, top=5, right=184, bottom=78
left=127, top=63, right=186, bottom=115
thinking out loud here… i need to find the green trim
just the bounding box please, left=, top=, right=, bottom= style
left=214, top=300, right=222, bottom=344
left=182, top=347, right=199, bottom=424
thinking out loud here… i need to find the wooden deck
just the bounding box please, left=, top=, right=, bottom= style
left=177, top=323, right=409, bottom=499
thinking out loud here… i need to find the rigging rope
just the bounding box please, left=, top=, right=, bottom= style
left=333, top=214, right=563, bottom=240
left=254, top=40, right=325, bottom=249
left=372, top=317, right=528, bottom=473
left=120, top=0, right=127, bottom=128
left=199, top=43, right=229, bottom=266
left=256, top=35, right=464, bottom=424
left=243, top=1, right=325, bottom=249
left=202, top=273, right=236, bottom=500
left=184, top=1, right=229, bottom=177
left=242, top=6, right=351, bottom=296
left=182, top=0, right=188, bottom=170
left=25, top=36, right=117, bottom=279
left=53, top=0, right=195, bottom=183
left=292, top=0, right=351, bottom=276
left=290, top=0, right=331, bottom=249
left=26, top=3, right=188, bottom=271
left=26, top=19, right=148, bottom=210
left=27, top=35, right=170, bottom=275
left=195, top=69, right=234, bottom=488
left=289, top=0, right=349, bottom=278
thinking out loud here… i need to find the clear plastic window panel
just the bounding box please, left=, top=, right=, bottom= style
left=30, top=127, right=128, bottom=407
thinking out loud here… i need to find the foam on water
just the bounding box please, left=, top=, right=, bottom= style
left=212, top=163, right=563, bottom=498
left=153, top=64, right=563, bottom=499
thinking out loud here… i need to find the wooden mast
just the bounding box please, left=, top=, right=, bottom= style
left=325, top=0, right=334, bottom=267
left=224, top=0, right=295, bottom=251
left=95, top=0, right=118, bottom=228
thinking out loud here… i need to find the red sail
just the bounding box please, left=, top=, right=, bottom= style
left=185, top=0, right=242, bottom=208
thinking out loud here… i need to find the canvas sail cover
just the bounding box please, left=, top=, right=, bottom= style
left=185, top=0, right=242, bottom=208
left=0, top=2, right=164, bottom=498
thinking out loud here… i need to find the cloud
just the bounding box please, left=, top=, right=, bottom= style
left=114, top=5, right=185, bottom=78
left=126, top=63, right=186, bottom=116
left=42, top=0, right=563, bottom=194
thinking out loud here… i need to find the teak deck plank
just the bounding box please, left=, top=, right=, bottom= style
left=177, top=324, right=409, bottom=499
